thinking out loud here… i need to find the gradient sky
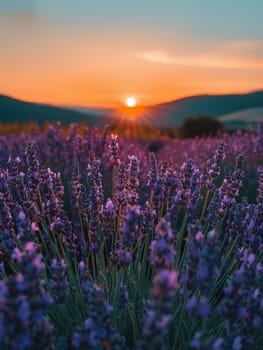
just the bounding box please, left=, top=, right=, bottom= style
left=0, top=0, right=263, bottom=107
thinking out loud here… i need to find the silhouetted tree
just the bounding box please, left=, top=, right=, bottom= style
left=179, top=116, right=223, bottom=138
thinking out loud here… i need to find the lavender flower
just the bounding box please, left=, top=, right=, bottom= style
left=207, top=141, right=225, bottom=183
left=25, top=142, right=40, bottom=197
left=110, top=241, right=132, bottom=268
left=50, top=210, right=79, bottom=258
left=114, top=162, right=126, bottom=206
left=137, top=269, right=179, bottom=350
left=120, top=204, right=141, bottom=248
left=109, top=134, right=120, bottom=166
left=150, top=218, right=175, bottom=270
left=52, top=172, right=64, bottom=210
left=148, top=152, right=158, bottom=188
left=49, top=259, right=69, bottom=304
left=101, top=199, right=115, bottom=240
left=183, top=220, right=204, bottom=291
left=127, top=155, right=140, bottom=205
left=216, top=155, right=244, bottom=218
left=185, top=230, right=220, bottom=320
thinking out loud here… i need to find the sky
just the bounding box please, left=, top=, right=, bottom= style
left=0, top=0, right=263, bottom=107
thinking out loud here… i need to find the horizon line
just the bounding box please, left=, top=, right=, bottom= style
left=1, top=87, right=263, bottom=110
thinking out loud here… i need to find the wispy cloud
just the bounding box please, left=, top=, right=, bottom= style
left=135, top=47, right=263, bottom=69
left=136, top=50, right=178, bottom=64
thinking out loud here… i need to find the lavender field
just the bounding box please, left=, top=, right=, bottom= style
left=0, top=122, right=263, bottom=350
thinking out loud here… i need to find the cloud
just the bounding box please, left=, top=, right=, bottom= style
left=135, top=48, right=263, bottom=70
left=136, top=50, right=178, bottom=64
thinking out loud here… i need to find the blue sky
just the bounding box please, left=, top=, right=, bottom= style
left=1, top=0, right=262, bottom=38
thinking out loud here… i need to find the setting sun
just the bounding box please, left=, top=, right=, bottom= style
left=126, top=97, right=136, bottom=108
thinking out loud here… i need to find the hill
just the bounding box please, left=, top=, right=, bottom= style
left=0, top=95, right=106, bottom=126
left=146, top=91, right=263, bottom=127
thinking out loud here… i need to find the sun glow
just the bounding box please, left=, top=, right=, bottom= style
left=113, top=97, right=153, bottom=137
left=126, top=96, right=136, bottom=107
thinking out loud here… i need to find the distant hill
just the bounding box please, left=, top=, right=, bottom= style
left=0, top=95, right=108, bottom=126
left=146, top=91, right=263, bottom=127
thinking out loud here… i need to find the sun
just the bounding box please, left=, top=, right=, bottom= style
left=125, top=96, right=136, bottom=108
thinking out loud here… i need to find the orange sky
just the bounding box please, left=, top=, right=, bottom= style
left=1, top=8, right=263, bottom=108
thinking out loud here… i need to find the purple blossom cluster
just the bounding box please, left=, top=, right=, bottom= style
left=0, top=243, right=54, bottom=350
